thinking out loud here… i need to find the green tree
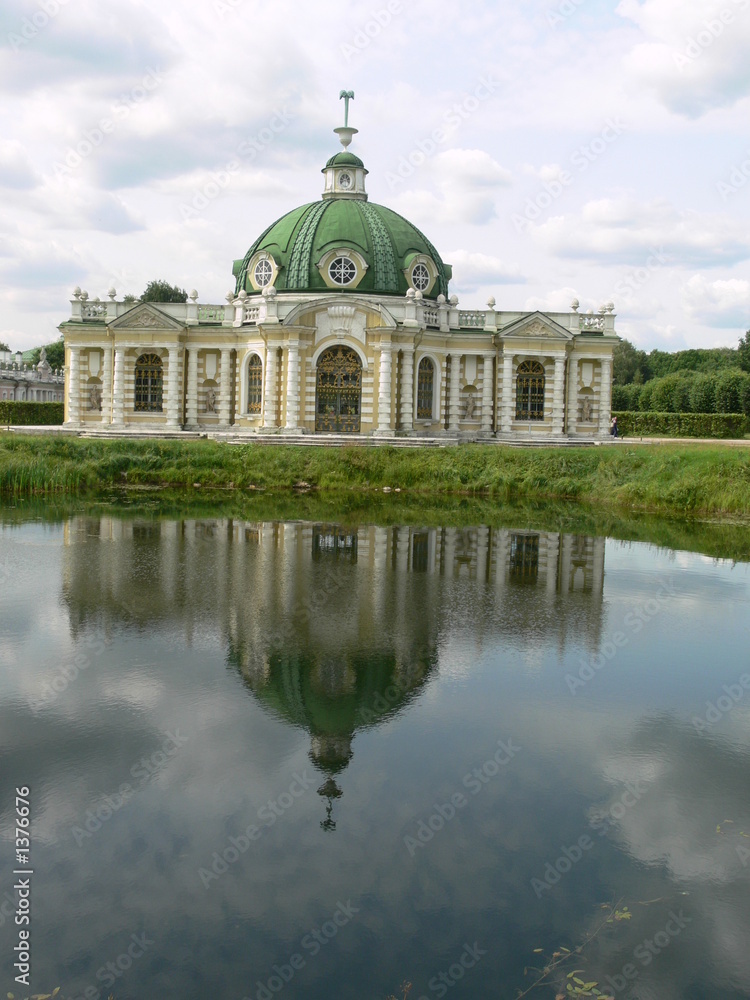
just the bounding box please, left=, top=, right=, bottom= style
left=714, top=368, right=747, bottom=413
left=689, top=374, right=717, bottom=414
left=738, top=330, right=750, bottom=373
left=140, top=279, right=188, bottom=303
left=29, top=336, right=65, bottom=369
left=0, top=341, right=10, bottom=352
left=613, top=338, right=651, bottom=385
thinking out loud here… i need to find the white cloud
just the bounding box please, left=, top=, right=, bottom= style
left=529, top=197, right=750, bottom=267
left=448, top=250, right=525, bottom=292
left=390, top=148, right=512, bottom=225
left=618, top=0, right=750, bottom=116
left=682, top=274, right=750, bottom=328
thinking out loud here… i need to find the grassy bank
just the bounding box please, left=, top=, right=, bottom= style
left=1, top=434, right=749, bottom=517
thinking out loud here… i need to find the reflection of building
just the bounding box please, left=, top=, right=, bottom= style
left=60, top=102, right=618, bottom=441
left=61, top=517, right=606, bottom=824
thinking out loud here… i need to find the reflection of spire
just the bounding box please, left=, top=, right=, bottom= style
left=318, top=777, right=342, bottom=832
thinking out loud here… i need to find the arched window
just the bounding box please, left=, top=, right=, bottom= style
left=247, top=353, right=263, bottom=414
left=328, top=257, right=357, bottom=286
left=417, top=357, right=434, bottom=419
left=516, top=360, right=545, bottom=421
left=134, top=353, right=163, bottom=412
left=412, top=263, right=430, bottom=291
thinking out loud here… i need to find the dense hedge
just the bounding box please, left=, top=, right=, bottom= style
left=0, top=402, right=64, bottom=426
left=612, top=367, right=750, bottom=415
left=613, top=411, right=748, bottom=438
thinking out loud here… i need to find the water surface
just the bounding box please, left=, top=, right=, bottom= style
left=1, top=510, right=749, bottom=1000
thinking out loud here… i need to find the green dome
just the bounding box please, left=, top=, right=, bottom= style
left=324, top=151, right=365, bottom=169
left=233, top=198, right=452, bottom=299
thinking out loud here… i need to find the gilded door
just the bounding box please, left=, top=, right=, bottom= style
left=315, top=346, right=362, bottom=433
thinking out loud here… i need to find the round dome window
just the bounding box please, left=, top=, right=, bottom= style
left=254, top=259, right=273, bottom=287
left=328, top=257, right=357, bottom=286
left=412, top=262, right=430, bottom=291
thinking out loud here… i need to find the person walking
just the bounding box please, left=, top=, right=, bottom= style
left=610, top=416, right=618, bottom=438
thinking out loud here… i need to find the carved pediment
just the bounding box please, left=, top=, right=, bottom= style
left=500, top=311, right=572, bottom=341
left=110, top=304, right=185, bottom=331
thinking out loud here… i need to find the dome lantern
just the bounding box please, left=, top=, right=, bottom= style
left=322, top=90, right=368, bottom=201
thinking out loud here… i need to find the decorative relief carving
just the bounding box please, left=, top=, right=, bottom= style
left=118, top=309, right=168, bottom=329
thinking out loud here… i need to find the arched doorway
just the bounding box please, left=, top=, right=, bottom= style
left=315, top=346, right=362, bottom=433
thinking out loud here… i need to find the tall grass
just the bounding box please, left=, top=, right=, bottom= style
left=0, top=435, right=749, bottom=517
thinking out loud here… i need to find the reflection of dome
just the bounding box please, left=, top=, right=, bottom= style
left=232, top=148, right=452, bottom=299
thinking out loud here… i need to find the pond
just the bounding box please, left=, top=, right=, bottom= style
left=1, top=502, right=749, bottom=1000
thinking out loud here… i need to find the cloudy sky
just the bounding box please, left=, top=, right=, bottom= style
left=1, top=0, right=749, bottom=352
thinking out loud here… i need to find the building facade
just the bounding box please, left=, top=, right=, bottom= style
left=60, top=121, right=618, bottom=441
left=0, top=349, right=64, bottom=403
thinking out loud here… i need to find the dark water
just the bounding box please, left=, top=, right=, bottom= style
left=1, top=510, right=749, bottom=1000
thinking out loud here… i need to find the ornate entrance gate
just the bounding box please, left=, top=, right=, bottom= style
left=315, top=346, right=362, bottom=433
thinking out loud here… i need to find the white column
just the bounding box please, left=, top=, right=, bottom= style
left=111, top=346, right=125, bottom=425
left=552, top=354, right=566, bottom=436
left=500, top=352, right=514, bottom=435
left=186, top=349, right=198, bottom=427
left=598, top=357, right=613, bottom=437
left=567, top=355, right=579, bottom=437
left=285, top=341, right=300, bottom=430
left=219, top=347, right=231, bottom=426
left=67, top=346, right=81, bottom=425
left=263, top=345, right=277, bottom=428
left=376, top=343, right=393, bottom=434
left=448, top=353, right=461, bottom=432
left=167, top=346, right=181, bottom=427
left=400, top=348, right=414, bottom=433
left=101, top=345, right=112, bottom=424
left=481, top=353, right=494, bottom=435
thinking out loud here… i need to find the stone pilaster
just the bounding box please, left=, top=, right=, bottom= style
left=552, top=354, right=566, bottom=436
left=500, top=352, right=514, bottom=435
left=400, top=347, right=414, bottom=432
left=112, top=346, right=125, bottom=425
left=219, top=347, right=231, bottom=426
left=448, top=353, right=461, bottom=432
left=598, top=357, right=613, bottom=437
left=101, top=344, right=112, bottom=424
left=284, top=341, right=300, bottom=430
left=376, top=343, right=393, bottom=435
left=186, top=349, right=198, bottom=427
left=263, top=345, right=278, bottom=429
left=481, top=353, right=494, bottom=435
left=567, top=355, right=579, bottom=436
left=67, top=346, right=81, bottom=425
left=167, top=346, right=181, bottom=427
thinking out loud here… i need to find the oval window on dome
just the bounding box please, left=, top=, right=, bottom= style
left=254, top=259, right=273, bottom=287
left=328, top=257, right=357, bottom=286
left=412, top=262, right=431, bottom=291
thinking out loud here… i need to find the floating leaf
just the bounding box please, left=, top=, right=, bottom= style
left=533, top=948, right=543, bottom=953
left=568, top=970, right=585, bottom=978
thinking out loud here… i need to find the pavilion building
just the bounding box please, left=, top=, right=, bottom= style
left=60, top=113, right=617, bottom=442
